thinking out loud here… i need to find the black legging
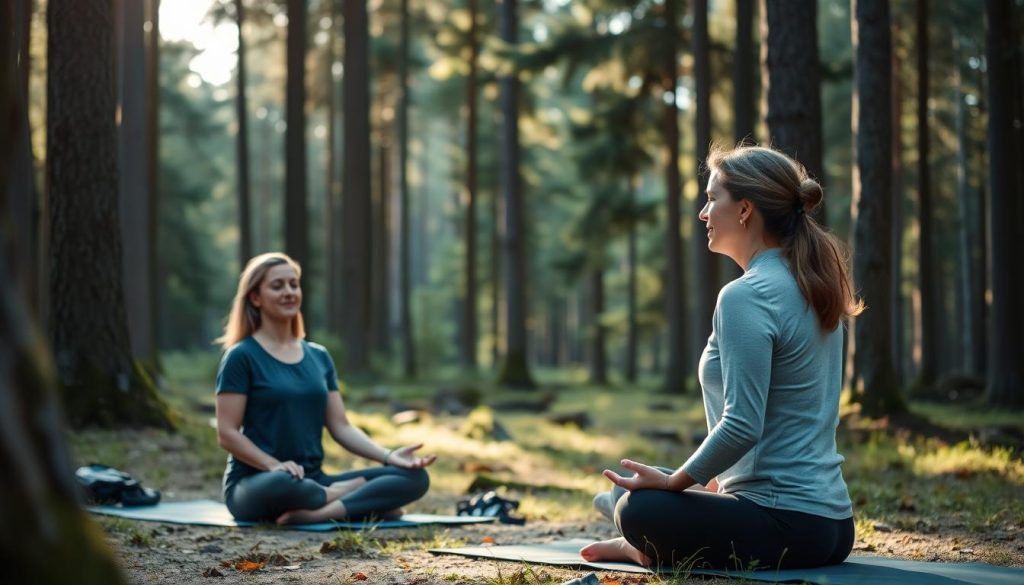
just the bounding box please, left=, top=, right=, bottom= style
left=610, top=485, right=853, bottom=571
left=225, top=466, right=429, bottom=522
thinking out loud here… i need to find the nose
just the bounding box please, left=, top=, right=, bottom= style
left=699, top=202, right=710, bottom=222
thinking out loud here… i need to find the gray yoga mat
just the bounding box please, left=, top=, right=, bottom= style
left=429, top=539, right=1024, bottom=585
left=88, top=499, right=495, bottom=532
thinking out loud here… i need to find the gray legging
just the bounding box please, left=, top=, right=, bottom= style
left=602, top=468, right=853, bottom=571
left=225, top=465, right=429, bottom=522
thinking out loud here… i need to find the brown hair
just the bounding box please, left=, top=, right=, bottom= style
left=706, top=144, right=864, bottom=330
left=215, top=252, right=306, bottom=349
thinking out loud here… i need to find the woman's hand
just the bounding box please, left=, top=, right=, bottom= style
left=385, top=444, right=437, bottom=469
left=270, top=460, right=305, bottom=479
left=603, top=459, right=671, bottom=492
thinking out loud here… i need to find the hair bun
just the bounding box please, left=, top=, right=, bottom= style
left=798, top=178, right=823, bottom=211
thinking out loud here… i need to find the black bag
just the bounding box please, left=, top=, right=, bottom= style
left=76, top=464, right=161, bottom=507
left=456, top=490, right=525, bottom=525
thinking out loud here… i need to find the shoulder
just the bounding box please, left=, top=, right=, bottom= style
left=303, top=341, right=337, bottom=366
left=221, top=338, right=258, bottom=364
left=717, top=275, right=778, bottom=332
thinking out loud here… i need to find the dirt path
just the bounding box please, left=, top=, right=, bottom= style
left=97, top=503, right=1023, bottom=584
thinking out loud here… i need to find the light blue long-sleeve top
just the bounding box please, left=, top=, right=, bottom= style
left=682, top=248, right=852, bottom=520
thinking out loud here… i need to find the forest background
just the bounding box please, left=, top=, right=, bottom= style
left=1, top=0, right=1023, bottom=582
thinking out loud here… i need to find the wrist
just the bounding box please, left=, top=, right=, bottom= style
left=382, top=448, right=394, bottom=465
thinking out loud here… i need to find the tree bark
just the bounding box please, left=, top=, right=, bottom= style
left=398, top=0, right=414, bottom=376
left=734, top=0, right=756, bottom=145
left=461, top=0, right=480, bottom=370
left=589, top=268, right=607, bottom=385
left=891, top=25, right=905, bottom=384
left=953, top=34, right=976, bottom=376
left=372, top=141, right=392, bottom=354
left=326, top=0, right=343, bottom=335
left=286, top=0, right=309, bottom=275
left=662, top=0, right=689, bottom=393
left=984, top=0, right=1024, bottom=407
left=692, top=0, right=717, bottom=362
left=761, top=0, right=826, bottom=223
left=849, top=0, right=905, bottom=416
left=914, top=0, right=941, bottom=390
left=496, top=0, right=534, bottom=388
left=235, top=0, right=253, bottom=268
left=6, top=0, right=37, bottom=312
left=47, top=0, right=171, bottom=428
left=343, top=0, right=373, bottom=375
left=146, top=0, right=161, bottom=357
left=626, top=179, right=638, bottom=383
left=118, top=0, right=157, bottom=371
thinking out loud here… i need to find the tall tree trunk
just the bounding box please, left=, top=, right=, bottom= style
left=971, top=62, right=988, bottom=379
left=589, top=268, right=607, bottom=385
left=734, top=0, right=756, bottom=145
left=286, top=0, right=309, bottom=275
left=343, top=0, right=373, bottom=375
left=496, top=0, right=534, bottom=388
left=398, top=0, right=415, bottom=377
left=891, top=26, right=905, bottom=385
left=692, top=0, right=717, bottom=362
left=235, top=0, right=252, bottom=268
left=145, top=0, right=160, bottom=355
left=662, top=0, right=688, bottom=393
left=119, top=0, right=157, bottom=371
left=849, top=0, right=905, bottom=416
left=461, top=0, right=480, bottom=370
left=491, top=182, right=501, bottom=367
left=626, top=178, right=638, bottom=383
left=326, top=0, right=342, bottom=334
left=761, top=0, right=826, bottom=223
left=372, top=141, right=391, bottom=354
left=984, top=0, right=1024, bottom=407
left=6, top=0, right=36, bottom=312
left=47, top=0, right=171, bottom=428
left=914, top=0, right=940, bottom=390
left=953, top=34, right=976, bottom=375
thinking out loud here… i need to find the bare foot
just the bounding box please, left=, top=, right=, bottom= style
left=379, top=508, right=404, bottom=521
left=276, top=500, right=347, bottom=525
left=324, top=477, right=367, bottom=501
left=580, top=537, right=652, bottom=566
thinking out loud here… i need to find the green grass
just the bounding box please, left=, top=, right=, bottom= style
left=73, top=350, right=1024, bottom=573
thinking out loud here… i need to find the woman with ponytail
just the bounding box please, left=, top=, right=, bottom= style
left=585, top=145, right=861, bottom=570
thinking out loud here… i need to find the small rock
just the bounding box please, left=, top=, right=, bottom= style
left=872, top=522, right=894, bottom=533
left=199, top=544, right=223, bottom=554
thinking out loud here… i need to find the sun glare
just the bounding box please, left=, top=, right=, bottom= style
left=160, top=0, right=238, bottom=87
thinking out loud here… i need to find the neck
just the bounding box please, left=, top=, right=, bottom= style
left=254, top=318, right=295, bottom=344
left=734, top=235, right=782, bottom=271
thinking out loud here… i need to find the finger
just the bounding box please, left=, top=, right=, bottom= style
left=603, top=469, right=631, bottom=489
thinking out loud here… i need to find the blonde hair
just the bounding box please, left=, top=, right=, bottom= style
left=706, top=143, right=864, bottom=331
left=215, top=252, right=306, bottom=349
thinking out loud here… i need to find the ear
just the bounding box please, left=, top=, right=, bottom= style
left=739, top=200, right=752, bottom=222
left=248, top=290, right=261, bottom=308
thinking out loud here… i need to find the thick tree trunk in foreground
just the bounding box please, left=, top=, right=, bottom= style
left=47, top=0, right=171, bottom=428
left=692, top=0, right=718, bottom=362
left=285, top=0, right=309, bottom=275
left=235, top=0, right=253, bottom=267
left=849, top=0, right=905, bottom=416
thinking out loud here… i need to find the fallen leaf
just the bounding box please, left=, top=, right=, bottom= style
left=482, top=536, right=495, bottom=544
left=351, top=572, right=368, bottom=581
left=235, top=560, right=265, bottom=572
left=321, top=541, right=339, bottom=553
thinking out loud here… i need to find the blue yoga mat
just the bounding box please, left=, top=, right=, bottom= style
left=88, top=499, right=495, bottom=532
left=429, top=539, right=1024, bottom=585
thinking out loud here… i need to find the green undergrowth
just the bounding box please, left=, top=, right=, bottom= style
left=71, top=350, right=1024, bottom=571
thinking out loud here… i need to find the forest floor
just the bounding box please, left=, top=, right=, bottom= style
left=72, top=353, right=1024, bottom=584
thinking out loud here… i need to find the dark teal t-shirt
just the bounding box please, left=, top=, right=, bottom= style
left=216, top=337, right=339, bottom=490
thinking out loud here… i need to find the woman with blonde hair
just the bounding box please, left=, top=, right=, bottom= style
left=585, top=145, right=861, bottom=570
left=215, top=252, right=435, bottom=524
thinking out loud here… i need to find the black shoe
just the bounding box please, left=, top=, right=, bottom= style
left=456, top=490, right=526, bottom=525
left=75, top=464, right=161, bottom=507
